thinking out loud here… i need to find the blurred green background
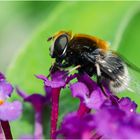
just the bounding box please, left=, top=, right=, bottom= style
left=1, top=1, right=140, bottom=138
left=0, top=1, right=59, bottom=72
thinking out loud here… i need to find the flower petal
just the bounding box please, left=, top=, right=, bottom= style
left=77, top=73, right=98, bottom=92
left=24, top=94, right=46, bottom=111
left=118, top=97, right=137, bottom=116
left=36, top=74, right=65, bottom=88
left=51, top=70, right=68, bottom=81
left=94, top=106, right=125, bottom=138
left=57, top=112, right=96, bottom=139
left=0, top=101, right=22, bottom=121
left=44, top=86, right=52, bottom=104
left=16, top=88, right=46, bottom=111
left=70, top=82, right=89, bottom=101
left=35, top=74, right=47, bottom=81
left=85, top=89, right=106, bottom=110
left=94, top=99, right=140, bottom=139
left=45, top=80, right=65, bottom=88
left=0, top=81, right=13, bottom=100
left=16, top=87, right=28, bottom=99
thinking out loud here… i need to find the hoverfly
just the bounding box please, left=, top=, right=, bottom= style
left=47, top=31, right=140, bottom=95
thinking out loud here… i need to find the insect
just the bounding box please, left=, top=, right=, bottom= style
left=47, top=31, right=140, bottom=95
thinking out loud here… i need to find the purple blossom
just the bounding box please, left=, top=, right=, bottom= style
left=16, top=88, right=47, bottom=139
left=94, top=99, right=140, bottom=139
left=0, top=72, right=22, bottom=140
left=51, top=70, right=139, bottom=139
left=70, top=73, right=110, bottom=110
left=36, top=70, right=77, bottom=139
left=36, top=70, right=77, bottom=89
left=36, top=70, right=68, bottom=88
left=0, top=101, right=22, bottom=121
left=35, top=71, right=140, bottom=139
left=118, top=97, right=137, bottom=116
left=70, top=82, right=89, bottom=101
left=0, top=72, right=22, bottom=121
left=16, top=88, right=46, bottom=111
left=57, top=96, right=140, bottom=139
left=0, top=74, right=13, bottom=101
left=2, top=66, right=138, bottom=140
left=57, top=112, right=100, bottom=139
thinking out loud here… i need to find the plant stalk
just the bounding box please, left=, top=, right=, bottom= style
left=50, top=88, right=60, bottom=139
left=77, top=102, right=90, bottom=117
left=1, top=121, right=13, bottom=140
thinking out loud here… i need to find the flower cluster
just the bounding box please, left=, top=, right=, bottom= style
left=55, top=72, right=140, bottom=139
left=1, top=69, right=140, bottom=139
left=57, top=97, right=139, bottom=139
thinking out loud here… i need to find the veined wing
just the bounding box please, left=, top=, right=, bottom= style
left=96, top=51, right=138, bottom=93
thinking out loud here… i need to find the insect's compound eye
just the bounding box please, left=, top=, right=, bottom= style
left=50, top=34, right=68, bottom=58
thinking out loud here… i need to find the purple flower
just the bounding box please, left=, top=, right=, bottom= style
left=118, top=97, right=137, bottom=116
left=0, top=73, right=13, bottom=102
left=0, top=72, right=22, bottom=121
left=57, top=96, right=140, bottom=139
left=36, top=70, right=77, bottom=138
left=70, top=73, right=111, bottom=110
left=94, top=98, right=140, bottom=139
left=70, top=82, right=89, bottom=101
left=57, top=112, right=101, bottom=139
left=16, top=88, right=46, bottom=111
left=36, top=70, right=77, bottom=89
left=16, top=88, right=47, bottom=139
left=0, top=72, right=22, bottom=139
left=34, top=70, right=140, bottom=139
left=0, top=101, right=22, bottom=121
left=36, top=70, right=68, bottom=88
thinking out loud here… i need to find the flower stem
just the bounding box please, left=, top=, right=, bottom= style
left=1, top=121, right=13, bottom=140
left=77, top=102, right=90, bottom=117
left=50, top=88, right=60, bottom=139
left=34, top=111, right=43, bottom=139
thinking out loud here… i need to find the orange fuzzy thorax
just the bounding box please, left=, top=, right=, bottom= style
left=52, top=31, right=110, bottom=51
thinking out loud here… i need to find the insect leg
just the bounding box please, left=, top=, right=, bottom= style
left=48, top=60, right=80, bottom=78
left=68, top=65, right=81, bottom=73
left=48, top=62, right=59, bottom=78
left=50, top=61, right=71, bottom=73
left=95, top=63, right=108, bottom=97
left=58, top=62, right=72, bottom=68
left=48, top=61, right=67, bottom=78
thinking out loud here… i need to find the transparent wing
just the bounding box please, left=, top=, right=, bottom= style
left=97, top=51, right=140, bottom=94
left=112, top=51, right=140, bottom=94
left=126, top=68, right=140, bottom=94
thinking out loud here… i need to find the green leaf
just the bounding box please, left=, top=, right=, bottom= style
left=7, top=1, right=139, bottom=138
left=117, top=5, right=140, bottom=112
